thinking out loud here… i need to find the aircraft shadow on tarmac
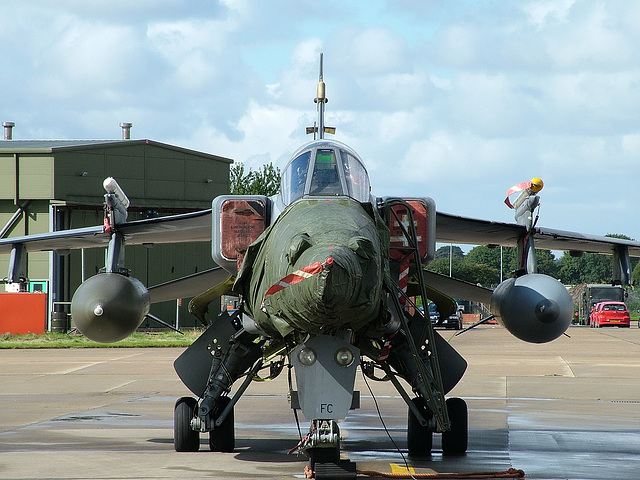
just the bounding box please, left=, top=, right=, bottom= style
left=148, top=426, right=512, bottom=472
left=148, top=437, right=307, bottom=464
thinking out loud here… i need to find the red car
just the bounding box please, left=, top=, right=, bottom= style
left=590, top=301, right=631, bottom=328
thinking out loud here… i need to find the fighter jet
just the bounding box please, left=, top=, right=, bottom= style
left=2, top=54, right=640, bottom=477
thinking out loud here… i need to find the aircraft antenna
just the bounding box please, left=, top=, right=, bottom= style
left=307, top=53, right=335, bottom=139
left=315, top=53, right=328, bottom=139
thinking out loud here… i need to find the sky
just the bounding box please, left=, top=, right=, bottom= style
left=2, top=0, right=640, bottom=248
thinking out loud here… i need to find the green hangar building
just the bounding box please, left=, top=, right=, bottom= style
left=0, top=124, right=232, bottom=331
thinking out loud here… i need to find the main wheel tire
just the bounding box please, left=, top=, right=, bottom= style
left=209, top=396, right=235, bottom=452
left=407, top=397, right=433, bottom=456
left=442, top=397, right=467, bottom=455
left=174, top=397, right=200, bottom=452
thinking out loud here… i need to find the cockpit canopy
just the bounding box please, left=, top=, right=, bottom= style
left=280, top=140, right=371, bottom=206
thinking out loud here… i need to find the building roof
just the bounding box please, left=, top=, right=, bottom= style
left=0, top=139, right=232, bottom=163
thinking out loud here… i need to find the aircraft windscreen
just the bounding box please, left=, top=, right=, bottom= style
left=281, top=151, right=311, bottom=205
left=340, top=150, right=370, bottom=203
left=280, top=142, right=371, bottom=206
left=309, top=149, right=343, bottom=196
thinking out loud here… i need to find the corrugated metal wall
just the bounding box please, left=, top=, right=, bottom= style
left=0, top=141, right=230, bottom=330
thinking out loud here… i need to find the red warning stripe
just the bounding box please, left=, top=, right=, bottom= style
left=398, top=258, right=410, bottom=305
left=263, top=257, right=333, bottom=298
left=504, top=180, right=533, bottom=209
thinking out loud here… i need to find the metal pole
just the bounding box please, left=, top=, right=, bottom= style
left=175, top=299, right=180, bottom=330
left=81, top=248, right=86, bottom=282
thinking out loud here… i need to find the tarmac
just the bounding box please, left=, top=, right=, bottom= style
left=1, top=324, right=639, bottom=480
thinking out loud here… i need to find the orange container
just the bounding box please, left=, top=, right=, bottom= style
left=0, top=292, right=47, bottom=335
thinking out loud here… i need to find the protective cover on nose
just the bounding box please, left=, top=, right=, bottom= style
left=233, top=198, right=390, bottom=338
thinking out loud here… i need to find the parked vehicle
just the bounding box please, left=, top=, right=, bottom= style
left=428, top=301, right=463, bottom=330
left=573, top=284, right=626, bottom=325
left=427, top=302, right=440, bottom=323
left=590, top=301, right=631, bottom=328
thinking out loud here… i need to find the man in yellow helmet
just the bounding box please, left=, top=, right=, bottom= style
left=503, top=177, right=545, bottom=274
left=504, top=177, right=544, bottom=228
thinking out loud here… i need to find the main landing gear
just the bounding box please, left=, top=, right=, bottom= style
left=172, top=309, right=264, bottom=453
left=366, top=325, right=469, bottom=456
left=173, top=395, right=235, bottom=452
left=407, top=396, right=468, bottom=456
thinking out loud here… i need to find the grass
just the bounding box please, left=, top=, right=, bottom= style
left=0, top=330, right=203, bottom=349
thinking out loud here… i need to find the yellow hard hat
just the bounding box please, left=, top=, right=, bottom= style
left=529, top=177, right=543, bottom=193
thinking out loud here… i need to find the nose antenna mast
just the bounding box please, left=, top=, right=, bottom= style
left=307, top=53, right=335, bottom=139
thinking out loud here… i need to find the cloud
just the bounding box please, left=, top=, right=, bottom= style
left=35, top=21, right=144, bottom=100
left=2, top=0, right=640, bottom=243
left=523, top=0, right=576, bottom=28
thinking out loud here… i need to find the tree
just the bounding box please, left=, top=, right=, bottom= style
left=455, top=261, right=500, bottom=287
left=632, top=262, right=640, bottom=286
left=230, top=162, right=281, bottom=196
left=464, top=245, right=501, bottom=269
left=465, top=245, right=516, bottom=280
left=464, top=245, right=557, bottom=280
left=427, top=256, right=500, bottom=287
left=558, top=252, right=611, bottom=285
left=427, top=258, right=454, bottom=276
left=434, top=245, right=465, bottom=261
left=557, top=234, right=636, bottom=285
left=536, top=249, right=559, bottom=277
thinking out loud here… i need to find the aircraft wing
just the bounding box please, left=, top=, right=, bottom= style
left=422, top=270, right=493, bottom=304
left=148, top=266, right=229, bottom=304
left=436, top=211, right=640, bottom=256
left=0, top=209, right=212, bottom=254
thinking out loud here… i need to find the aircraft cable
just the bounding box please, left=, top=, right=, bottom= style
left=360, top=365, right=417, bottom=480
left=287, top=362, right=305, bottom=454
left=355, top=468, right=525, bottom=478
